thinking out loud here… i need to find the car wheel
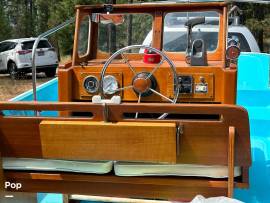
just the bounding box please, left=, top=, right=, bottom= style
left=45, top=68, right=56, bottom=77
left=9, top=62, right=18, bottom=80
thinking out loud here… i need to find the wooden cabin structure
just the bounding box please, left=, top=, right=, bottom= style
left=0, top=1, right=251, bottom=202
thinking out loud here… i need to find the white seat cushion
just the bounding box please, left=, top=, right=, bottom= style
left=114, top=162, right=241, bottom=178
left=2, top=158, right=113, bottom=174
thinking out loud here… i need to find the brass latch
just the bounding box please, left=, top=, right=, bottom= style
left=176, top=124, right=184, bottom=156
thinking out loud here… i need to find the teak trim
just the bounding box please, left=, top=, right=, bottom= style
left=228, top=126, right=236, bottom=198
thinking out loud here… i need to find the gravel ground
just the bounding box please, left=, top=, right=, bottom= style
left=0, top=73, right=54, bottom=101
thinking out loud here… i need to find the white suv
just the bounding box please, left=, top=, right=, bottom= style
left=0, top=38, right=58, bottom=79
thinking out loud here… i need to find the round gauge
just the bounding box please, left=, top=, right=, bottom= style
left=102, top=75, right=118, bottom=95
left=226, top=45, right=241, bottom=60
left=83, top=76, right=99, bottom=94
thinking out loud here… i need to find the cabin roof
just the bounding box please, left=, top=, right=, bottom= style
left=75, top=1, right=228, bottom=12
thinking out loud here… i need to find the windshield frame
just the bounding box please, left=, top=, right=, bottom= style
left=72, top=3, right=227, bottom=65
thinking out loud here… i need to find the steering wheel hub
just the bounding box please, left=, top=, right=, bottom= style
left=133, top=78, right=151, bottom=93
left=132, top=72, right=157, bottom=97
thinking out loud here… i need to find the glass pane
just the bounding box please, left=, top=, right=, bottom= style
left=163, top=11, right=220, bottom=52
left=78, top=15, right=90, bottom=56
left=98, top=14, right=153, bottom=53
left=22, top=40, right=51, bottom=50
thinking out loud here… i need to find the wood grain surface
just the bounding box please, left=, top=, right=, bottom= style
left=40, top=121, right=176, bottom=163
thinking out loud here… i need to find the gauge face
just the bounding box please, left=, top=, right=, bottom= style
left=83, top=76, right=99, bottom=94
left=226, top=45, right=241, bottom=60
left=103, top=75, right=118, bottom=95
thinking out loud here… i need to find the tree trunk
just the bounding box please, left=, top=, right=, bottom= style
left=254, top=4, right=264, bottom=51
left=127, top=0, right=133, bottom=47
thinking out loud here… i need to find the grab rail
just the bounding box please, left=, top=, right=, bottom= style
left=31, top=17, right=75, bottom=102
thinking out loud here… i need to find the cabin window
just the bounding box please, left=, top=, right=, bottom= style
left=163, top=11, right=219, bottom=53
left=97, top=14, right=153, bottom=54
left=78, top=15, right=90, bottom=56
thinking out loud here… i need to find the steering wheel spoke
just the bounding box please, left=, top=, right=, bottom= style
left=149, top=88, right=174, bottom=103
left=115, top=85, right=133, bottom=92
left=146, top=58, right=165, bottom=80
left=121, top=53, right=137, bottom=75
left=135, top=93, right=142, bottom=119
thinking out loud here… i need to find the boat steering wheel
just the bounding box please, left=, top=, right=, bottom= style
left=100, top=45, right=180, bottom=119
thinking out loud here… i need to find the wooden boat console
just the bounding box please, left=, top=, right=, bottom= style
left=0, top=1, right=251, bottom=201
left=58, top=2, right=236, bottom=105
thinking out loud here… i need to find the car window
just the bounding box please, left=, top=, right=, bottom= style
left=22, top=40, right=51, bottom=50
left=228, top=32, right=251, bottom=52
left=0, top=42, right=16, bottom=53
left=0, top=43, right=4, bottom=53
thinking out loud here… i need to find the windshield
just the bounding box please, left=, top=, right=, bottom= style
left=164, top=29, right=218, bottom=52
left=163, top=11, right=220, bottom=52
left=97, top=13, right=153, bottom=53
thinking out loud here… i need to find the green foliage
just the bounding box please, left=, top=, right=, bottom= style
left=235, top=2, right=270, bottom=52
left=2, top=1, right=270, bottom=56
left=0, top=1, right=12, bottom=41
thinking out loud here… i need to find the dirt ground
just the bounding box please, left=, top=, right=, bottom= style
left=0, top=73, right=54, bottom=101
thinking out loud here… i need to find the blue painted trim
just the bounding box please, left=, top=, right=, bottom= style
left=9, top=78, right=58, bottom=102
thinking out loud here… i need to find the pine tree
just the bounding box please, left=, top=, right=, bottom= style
left=0, top=0, right=12, bottom=41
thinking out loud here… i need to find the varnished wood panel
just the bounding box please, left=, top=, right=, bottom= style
left=108, top=103, right=251, bottom=168
left=39, top=121, right=176, bottom=163
left=0, top=117, right=42, bottom=158
left=152, top=11, right=163, bottom=50
left=4, top=171, right=247, bottom=201
left=70, top=61, right=236, bottom=104
left=58, top=68, right=73, bottom=102
left=228, top=126, right=236, bottom=198
left=75, top=2, right=227, bottom=12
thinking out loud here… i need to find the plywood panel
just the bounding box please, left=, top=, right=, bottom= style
left=40, top=121, right=176, bottom=163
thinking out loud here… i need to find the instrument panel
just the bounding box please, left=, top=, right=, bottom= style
left=74, top=70, right=214, bottom=102
left=177, top=73, right=214, bottom=100
left=76, top=72, right=123, bottom=100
